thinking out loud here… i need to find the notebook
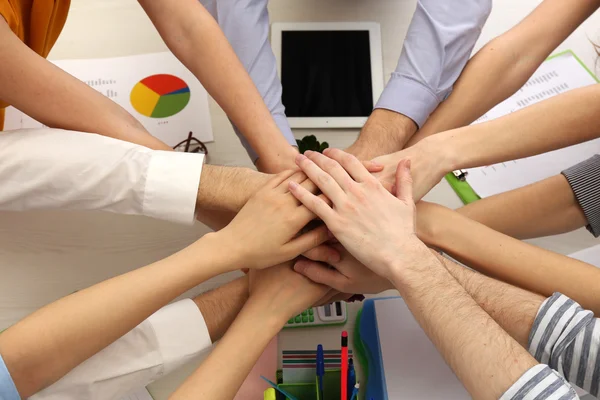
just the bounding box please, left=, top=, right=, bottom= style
left=359, top=297, right=469, bottom=399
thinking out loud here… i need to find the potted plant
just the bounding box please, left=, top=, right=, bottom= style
left=296, top=135, right=329, bottom=154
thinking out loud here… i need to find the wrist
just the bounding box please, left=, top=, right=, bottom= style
left=244, top=295, right=289, bottom=332
left=198, top=231, right=244, bottom=273
left=351, top=109, right=417, bottom=159
left=386, top=240, right=443, bottom=288
left=425, top=132, right=460, bottom=174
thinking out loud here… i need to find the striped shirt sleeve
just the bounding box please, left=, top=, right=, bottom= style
left=528, top=293, right=600, bottom=397
left=500, top=364, right=579, bottom=400
left=562, top=155, right=600, bottom=238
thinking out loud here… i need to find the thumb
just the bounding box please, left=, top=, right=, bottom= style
left=395, top=159, right=414, bottom=203
left=294, top=260, right=347, bottom=292
left=361, top=160, right=384, bottom=173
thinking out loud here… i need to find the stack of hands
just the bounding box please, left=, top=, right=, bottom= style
left=212, top=146, right=435, bottom=334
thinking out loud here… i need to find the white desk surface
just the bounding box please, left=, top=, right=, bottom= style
left=2, top=0, right=600, bottom=398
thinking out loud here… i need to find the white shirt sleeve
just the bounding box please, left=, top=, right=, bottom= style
left=0, top=128, right=204, bottom=225
left=31, top=299, right=212, bottom=400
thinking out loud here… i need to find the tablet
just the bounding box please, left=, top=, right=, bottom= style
left=271, top=22, right=383, bottom=128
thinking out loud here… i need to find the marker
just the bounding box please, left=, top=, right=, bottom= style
left=341, top=331, right=349, bottom=400
left=347, top=358, right=356, bottom=399
left=316, top=344, right=325, bottom=400
left=260, top=376, right=299, bottom=400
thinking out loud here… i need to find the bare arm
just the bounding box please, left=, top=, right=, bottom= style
left=171, top=263, right=330, bottom=400
left=193, top=276, right=249, bottom=343
left=0, top=18, right=169, bottom=150
left=373, top=84, right=600, bottom=200
left=0, top=233, right=233, bottom=398
left=417, top=202, right=600, bottom=314
left=138, top=0, right=298, bottom=171
left=457, top=174, right=587, bottom=239
left=410, top=0, right=600, bottom=144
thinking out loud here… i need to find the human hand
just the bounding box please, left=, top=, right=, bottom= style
left=288, top=148, right=428, bottom=280
left=247, top=262, right=331, bottom=324
left=217, top=170, right=328, bottom=270
left=371, top=136, right=454, bottom=201
left=296, top=244, right=394, bottom=294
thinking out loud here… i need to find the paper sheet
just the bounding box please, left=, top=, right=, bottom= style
left=4, top=52, right=213, bottom=146
left=118, top=387, right=154, bottom=400
left=465, top=52, right=599, bottom=198
left=375, top=297, right=469, bottom=399
left=569, top=244, right=600, bottom=268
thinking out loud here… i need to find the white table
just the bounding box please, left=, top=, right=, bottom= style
left=2, top=0, right=600, bottom=398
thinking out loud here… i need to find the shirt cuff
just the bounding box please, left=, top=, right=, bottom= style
left=374, top=74, right=440, bottom=128
left=0, top=354, right=20, bottom=400
left=528, top=293, right=594, bottom=368
left=562, top=155, right=600, bottom=237
left=147, top=299, right=213, bottom=377
left=499, top=364, right=578, bottom=400
left=143, top=151, right=204, bottom=225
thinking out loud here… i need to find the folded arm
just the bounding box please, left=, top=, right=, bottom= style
left=347, top=0, right=491, bottom=159
left=411, top=0, right=600, bottom=143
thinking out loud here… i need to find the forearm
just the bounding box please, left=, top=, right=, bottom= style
left=457, top=174, right=587, bottom=239
left=139, top=0, right=295, bottom=165
left=193, top=276, right=249, bottom=342
left=434, top=251, right=544, bottom=348
left=418, top=204, right=600, bottom=314
left=171, top=298, right=284, bottom=399
left=423, top=85, right=600, bottom=174
left=196, top=165, right=271, bottom=213
left=0, top=21, right=168, bottom=150
left=414, top=0, right=600, bottom=143
left=0, top=234, right=232, bottom=397
left=347, top=109, right=417, bottom=160
left=388, top=243, right=537, bottom=399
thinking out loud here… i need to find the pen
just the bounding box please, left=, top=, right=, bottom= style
left=350, top=382, right=360, bottom=400
left=347, top=357, right=356, bottom=399
left=341, top=331, right=349, bottom=400
left=317, top=344, right=325, bottom=400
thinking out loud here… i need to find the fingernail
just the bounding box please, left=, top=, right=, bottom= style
left=305, top=150, right=314, bottom=156
left=294, top=260, right=306, bottom=272
left=371, top=161, right=383, bottom=167
left=289, top=181, right=299, bottom=190
left=405, top=159, right=411, bottom=170
left=391, top=184, right=397, bottom=195
left=296, top=154, right=307, bottom=163
left=323, top=148, right=331, bottom=154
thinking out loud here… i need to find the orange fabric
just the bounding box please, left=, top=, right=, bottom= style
left=0, top=0, right=70, bottom=129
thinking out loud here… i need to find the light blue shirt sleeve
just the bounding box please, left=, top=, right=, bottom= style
left=375, top=0, right=492, bottom=127
left=199, top=0, right=296, bottom=161
left=0, top=354, right=20, bottom=400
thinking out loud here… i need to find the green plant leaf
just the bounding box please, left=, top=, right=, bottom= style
left=319, top=142, right=329, bottom=152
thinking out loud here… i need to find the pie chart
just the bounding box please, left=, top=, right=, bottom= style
left=130, top=74, right=191, bottom=118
